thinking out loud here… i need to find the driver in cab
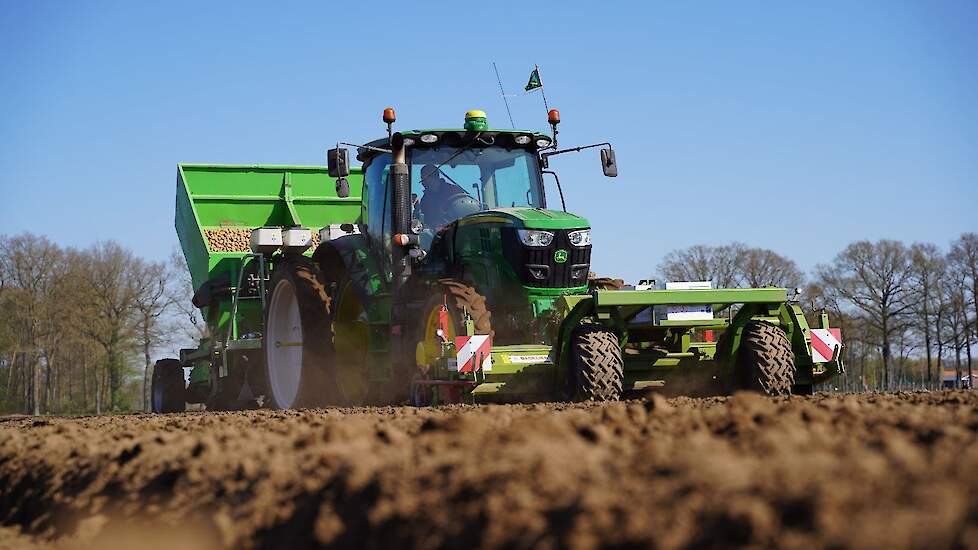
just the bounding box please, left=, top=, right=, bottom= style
left=417, top=164, right=468, bottom=228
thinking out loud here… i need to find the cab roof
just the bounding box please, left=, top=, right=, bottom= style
left=357, top=129, right=553, bottom=162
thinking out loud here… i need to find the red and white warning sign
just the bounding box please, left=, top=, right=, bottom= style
left=811, top=328, right=842, bottom=363
left=455, top=335, right=492, bottom=373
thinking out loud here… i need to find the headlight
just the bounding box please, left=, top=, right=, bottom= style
left=518, top=229, right=554, bottom=247
left=535, top=136, right=552, bottom=148
left=568, top=229, right=591, bottom=247
left=420, top=133, right=438, bottom=143
left=514, top=134, right=531, bottom=145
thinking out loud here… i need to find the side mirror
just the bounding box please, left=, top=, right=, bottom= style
left=327, top=147, right=350, bottom=178
left=335, top=177, right=350, bottom=198
left=600, top=148, right=618, bottom=177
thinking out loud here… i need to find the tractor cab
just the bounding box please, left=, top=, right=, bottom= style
left=329, top=109, right=618, bottom=344
left=356, top=125, right=553, bottom=254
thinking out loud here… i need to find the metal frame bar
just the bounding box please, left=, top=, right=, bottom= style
left=593, top=288, right=787, bottom=307
left=192, top=195, right=361, bottom=202
left=221, top=253, right=268, bottom=377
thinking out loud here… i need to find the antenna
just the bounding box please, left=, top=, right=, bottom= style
left=534, top=64, right=550, bottom=116
left=492, top=62, right=516, bottom=129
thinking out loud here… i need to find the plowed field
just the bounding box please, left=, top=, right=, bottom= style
left=2, top=392, right=977, bottom=549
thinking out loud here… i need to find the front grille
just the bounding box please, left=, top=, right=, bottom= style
left=501, top=228, right=591, bottom=288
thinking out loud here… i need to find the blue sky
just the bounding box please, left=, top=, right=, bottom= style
left=1, top=1, right=975, bottom=283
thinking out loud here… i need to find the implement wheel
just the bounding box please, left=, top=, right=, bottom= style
left=263, top=256, right=337, bottom=409
left=736, top=321, right=795, bottom=396
left=570, top=325, right=624, bottom=401
left=151, top=359, right=185, bottom=413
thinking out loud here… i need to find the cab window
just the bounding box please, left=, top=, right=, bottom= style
left=363, top=153, right=393, bottom=256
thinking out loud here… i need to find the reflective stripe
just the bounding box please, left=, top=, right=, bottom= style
left=811, top=329, right=842, bottom=363
left=455, top=335, right=492, bottom=372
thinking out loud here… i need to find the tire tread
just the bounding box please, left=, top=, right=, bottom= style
left=152, top=358, right=185, bottom=413
left=572, top=326, right=624, bottom=401
left=739, top=321, right=795, bottom=396
left=436, top=278, right=493, bottom=337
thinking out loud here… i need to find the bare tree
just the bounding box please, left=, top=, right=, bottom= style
left=816, top=240, right=914, bottom=389
left=0, top=235, right=202, bottom=415
left=659, top=242, right=804, bottom=290
left=909, top=243, right=945, bottom=387
left=658, top=243, right=745, bottom=287
left=80, top=242, right=142, bottom=413
left=949, top=233, right=977, bottom=385
left=168, top=250, right=208, bottom=343
left=944, top=268, right=970, bottom=387
left=0, top=234, right=61, bottom=414
left=52, top=248, right=104, bottom=412
left=738, top=247, right=804, bottom=288
left=845, top=315, right=877, bottom=391
left=132, top=259, right=175, bottom=411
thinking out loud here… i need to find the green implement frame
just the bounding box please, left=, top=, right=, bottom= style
left=441, top=287, right=843, bottom=401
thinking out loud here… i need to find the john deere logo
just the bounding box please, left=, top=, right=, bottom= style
left=554, top=249, right=568, bottom=263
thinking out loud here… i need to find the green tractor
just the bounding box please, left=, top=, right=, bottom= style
left=151, top=108, right=843, bottom=412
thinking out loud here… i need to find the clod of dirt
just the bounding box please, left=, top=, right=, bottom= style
left=1, top=392, right=977, bottom=549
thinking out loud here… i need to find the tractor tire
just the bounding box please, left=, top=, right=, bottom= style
left=570, top=325, right=624, bottom=401
left=588, top=276, right=625, bottom=291
left=262, top=255, right=338, bottom=409
left=326, top=273, right=371, bottom=405
left=151, top=359, right=185, bottom=413
left=413, top=280, right=493, bottom=390
left=736, top=321, right=796, bottom=396
left=421, top=279, right=493, bottom=337
left=443, top=279, right=492, bottom=336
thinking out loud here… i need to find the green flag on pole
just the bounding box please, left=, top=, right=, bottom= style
left=525, top=68, right=542, bottom=91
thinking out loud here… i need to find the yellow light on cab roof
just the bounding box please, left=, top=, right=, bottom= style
left=464, top=110, right=488, bottom=131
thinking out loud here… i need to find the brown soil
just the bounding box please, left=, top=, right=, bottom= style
left=2, top=392, right=977, bottom=549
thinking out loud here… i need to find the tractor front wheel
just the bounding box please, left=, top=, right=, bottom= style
left=570, top=325, right=624, bottom=401
left=412, top=279, right=492, bottom=403
left=151, top=359, right=185, bottom=413
left=736, top=321, right=795, bottom=396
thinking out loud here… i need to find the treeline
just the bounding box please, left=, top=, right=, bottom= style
left=659, top=234, right=978, bottom=390
left=0, top=234, right=202, bottom=415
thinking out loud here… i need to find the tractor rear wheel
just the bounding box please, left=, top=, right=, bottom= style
left=151, top=359, right=185, bottom=413
left=263, top=256, right=337, bottom=409
left=328, top=275, right=371, bottom=405
left=570, top=325, right=624, bottom=401
left=736, top=321, right=795, bottom=396
left=588, top=275, right=625, bottom=291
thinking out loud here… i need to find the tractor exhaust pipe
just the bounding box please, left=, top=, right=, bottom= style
left=390, top=133, right=412, bottom=286
left=390, top=132, right=411, bottom=237
left=391, top=163, right=411, bottom=235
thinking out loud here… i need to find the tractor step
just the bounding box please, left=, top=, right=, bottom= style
left=471, top=382, right=506, bottom=395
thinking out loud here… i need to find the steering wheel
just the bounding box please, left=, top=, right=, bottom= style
left=444, top=192, right=482, bottom=221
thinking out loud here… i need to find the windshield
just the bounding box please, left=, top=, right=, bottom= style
left=409, top=146, right=543, bottom=229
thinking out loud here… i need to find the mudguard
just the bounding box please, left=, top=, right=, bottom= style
left=312, top=233, right=386, bottom=310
